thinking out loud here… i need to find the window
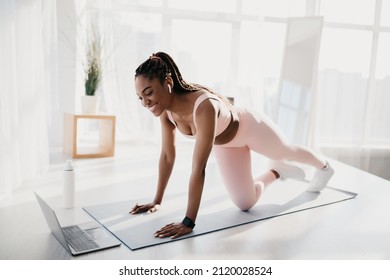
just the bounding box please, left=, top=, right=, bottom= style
left=237, top=20, right=266, bottom=107
left=171, top=20, right=232, bottom=92
left=319, top=28, right=372, bottom=77
left=371, top=33, right=390, bottom=143
left=313, top=0, right=390, bottom=148
left=319, top=0, right=376, bottom=25
left=242, top=0, right=306, bottom=17
left=381, top=0, right=390, bottom=26
left=260, top=22, right=286, bottom=113
left=91, top=0, right=390, bottom=149
left=168, top=0, right=237, bottom=14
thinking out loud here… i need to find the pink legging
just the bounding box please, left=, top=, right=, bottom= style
left=213, top=107, right=325, bottom=211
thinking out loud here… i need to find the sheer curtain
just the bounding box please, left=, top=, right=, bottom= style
left=0, top=0, right=58, bottom=201
left=94, top=5, right=159, bottom=141
left=313, top=0, right=390, bottom=180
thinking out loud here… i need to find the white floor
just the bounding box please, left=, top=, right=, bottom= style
left=1, top=140, right=390, bottom=260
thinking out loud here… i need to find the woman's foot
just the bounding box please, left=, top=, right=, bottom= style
left=306, top=162, right=334, bottom=192
left=270, top=160, right=306, bottom=181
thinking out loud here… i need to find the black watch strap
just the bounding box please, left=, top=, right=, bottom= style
left=182, top=216, right=196, bottom=229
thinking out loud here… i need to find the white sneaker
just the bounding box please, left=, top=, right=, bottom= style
left=307, top=162, right=334, bottom=192
left=270, top=160, right=306, bottom=181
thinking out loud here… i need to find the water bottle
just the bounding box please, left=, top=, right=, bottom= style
left=63, top=160, right=75, bottom=208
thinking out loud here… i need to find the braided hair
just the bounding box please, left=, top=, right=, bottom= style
left=135, top=52, right=234, bottom=108
left=135, top=52, right=214, bottom=94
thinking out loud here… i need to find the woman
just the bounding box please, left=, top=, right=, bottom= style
left=130, top=52, right=334, bottom=239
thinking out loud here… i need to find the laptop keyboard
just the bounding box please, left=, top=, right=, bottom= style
left=63, top=225, right=100, bottom=252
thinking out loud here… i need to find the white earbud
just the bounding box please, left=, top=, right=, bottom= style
left=168, top=84, right=172, bottom=94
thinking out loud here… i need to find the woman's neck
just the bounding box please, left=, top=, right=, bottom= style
left=167, top=91, right=203, bottom=116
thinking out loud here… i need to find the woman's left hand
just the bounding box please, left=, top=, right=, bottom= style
left=154, top=222, right=193, bottom=239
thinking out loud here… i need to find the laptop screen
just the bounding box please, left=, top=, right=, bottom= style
left=34, top=192, right=71, bottom=254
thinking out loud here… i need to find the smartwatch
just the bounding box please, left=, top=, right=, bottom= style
left=182, top=216, right=196, bottom=229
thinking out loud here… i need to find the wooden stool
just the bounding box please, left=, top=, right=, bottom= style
left=63, top=112, right=116, bottom=158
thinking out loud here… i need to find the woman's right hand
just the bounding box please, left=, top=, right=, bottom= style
left=129, top=202, right=160, bottom=215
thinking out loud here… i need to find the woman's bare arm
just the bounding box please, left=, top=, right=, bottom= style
left=130, top=111, right=176, bottom=214
left=154, top=111, right=176, bottom=204
left=185, top=100, right=218, bottom=222
left=154, top=100, right=218, bottom=238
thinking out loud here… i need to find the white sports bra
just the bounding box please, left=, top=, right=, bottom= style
left=166, top=93, right=232, bottom=138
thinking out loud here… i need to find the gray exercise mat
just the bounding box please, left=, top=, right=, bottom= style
left=83, top=181, right=357, bottom=250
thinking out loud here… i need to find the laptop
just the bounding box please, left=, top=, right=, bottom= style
left=35, top=192, right=121, bottom=256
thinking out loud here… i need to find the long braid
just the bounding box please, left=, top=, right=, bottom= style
left=135, top=52, right=234, bottom=108
left=154, top=52, right=200, bottom=93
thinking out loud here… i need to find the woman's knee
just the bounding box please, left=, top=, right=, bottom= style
left=230, top=188, right=262, bottom=211
left=233, top=199, right=256, bottom=211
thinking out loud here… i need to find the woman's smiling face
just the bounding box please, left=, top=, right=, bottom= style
left=135, top=76, right=170, bottom=117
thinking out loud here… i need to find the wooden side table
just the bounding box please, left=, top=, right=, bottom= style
left=63, top=112, right=116, bottom=158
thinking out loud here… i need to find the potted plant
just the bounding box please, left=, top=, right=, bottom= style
left=81, top=25, right=102, bottom=114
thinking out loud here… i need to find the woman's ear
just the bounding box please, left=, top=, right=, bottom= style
left=165, top=76, right=174, bottom=92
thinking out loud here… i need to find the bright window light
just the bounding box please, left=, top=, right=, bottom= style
left=134, top=0, right=163, bottom=7
left=319, top=28, right=372, bottom=78
left=319, top=0, right=375, bottom=25
left=168, top=0, right=237, bottom=13
left=241, top=0, right=306, bottom=17
left=375, top=33, right=390, bottom=79
left=371, top=33, right=390, bottom=141
left=118, top=12, right=162, bottom=32
left=371, top=81, right=390, bottom=142
left=171, top=20, right=232, bottom=90
left=238, top=20, right=264, bottom=86
left=260, top=22, right=286, bottom=79
left=381, top=0, right=390, bottom=26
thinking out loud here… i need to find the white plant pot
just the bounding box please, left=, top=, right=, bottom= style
left=81, top=95, right=100, bottom=114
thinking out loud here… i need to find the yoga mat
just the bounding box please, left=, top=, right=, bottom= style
left=83, top=181, right=357, bottom=250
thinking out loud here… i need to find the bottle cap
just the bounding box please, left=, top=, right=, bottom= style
left=64, top=160, right=73, bottom=171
